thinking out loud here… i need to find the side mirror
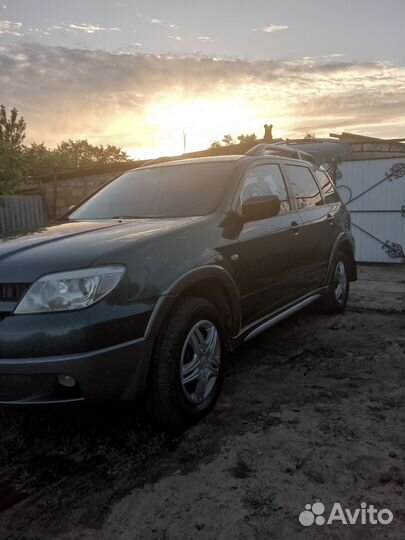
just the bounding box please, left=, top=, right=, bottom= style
left=241, top=195, right=281, bottom=221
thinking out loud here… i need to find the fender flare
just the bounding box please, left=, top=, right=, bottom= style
left=144, top=265, right=241, bottom=339
left=324, top=233, right=357, bottom=285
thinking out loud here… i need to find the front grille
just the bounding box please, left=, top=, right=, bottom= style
left=0, top=283, right=30, bottom=302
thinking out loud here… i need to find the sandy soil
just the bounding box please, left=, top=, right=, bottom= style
left=0, top=265, right=404, bottom=540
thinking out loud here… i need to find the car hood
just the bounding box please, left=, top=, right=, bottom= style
left=0, top=217, right=202, bottom=282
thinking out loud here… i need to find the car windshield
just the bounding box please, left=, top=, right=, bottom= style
left=68, top=161, right=236, bottom=220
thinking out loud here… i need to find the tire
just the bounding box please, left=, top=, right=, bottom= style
left=318, top=251, right=350, bottom=314
left=147, top=296, right=226, bottom=428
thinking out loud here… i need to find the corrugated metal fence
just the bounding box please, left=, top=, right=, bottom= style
left=0, top=195, right=47, bottom=235
left=338, top=157, right=405, bottom=263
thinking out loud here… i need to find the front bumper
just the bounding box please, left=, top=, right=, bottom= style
left=0, top=337, right=152, bottom=404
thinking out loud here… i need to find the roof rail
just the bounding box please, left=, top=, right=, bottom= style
left=245, top=143, right=316, bottom=164
left=140, top=156, right=174, bottom=167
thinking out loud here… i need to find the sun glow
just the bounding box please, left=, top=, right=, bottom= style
left=129, top=94, right=260, bottom=158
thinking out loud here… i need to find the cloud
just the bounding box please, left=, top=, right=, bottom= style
left=198, top=36, right=213, bottom=42
left=47, top=22, right=121, bottom=34
left=169, top=35, right=183, bottom=41
left=0, top=20, right=23, bottom=36
left=69, top=23, right=107, bottom=33
left=149, top=17, right=178, bottom=30
left=0, top=43, right=402, bottom=152
left=253, top=24, right=289, bottom=33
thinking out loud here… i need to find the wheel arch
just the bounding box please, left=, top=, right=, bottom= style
left=144, top=266, right=241, bottom=342
left=324, top=233, right=357, bottom=285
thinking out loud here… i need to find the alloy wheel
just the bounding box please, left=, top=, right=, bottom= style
left=334, top=261, right=347, bottom=304
left=180, top=320, right=221, bottom=404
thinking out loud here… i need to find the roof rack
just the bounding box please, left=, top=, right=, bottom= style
left=140, top=156, right=174, bottom=167
left=245, top=143, right=316, bottom=164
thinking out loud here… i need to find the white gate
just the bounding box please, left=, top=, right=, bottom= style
left=336, top=158, right=405, bottom=264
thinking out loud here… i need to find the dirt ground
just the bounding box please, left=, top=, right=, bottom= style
left=0, top=264, right=404, bottom=540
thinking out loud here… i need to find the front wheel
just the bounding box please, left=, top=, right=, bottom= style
left=147, top=297, right=226, bottom=428
left=318, top=252, right=350, bottom=313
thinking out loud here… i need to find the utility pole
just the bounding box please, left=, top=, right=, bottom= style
left=183, top=130, right=187, bottom=154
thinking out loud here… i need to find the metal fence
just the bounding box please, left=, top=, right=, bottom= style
left=0, top=195, right=47, bottom=235
left=338, top=158, right=405, bottom=263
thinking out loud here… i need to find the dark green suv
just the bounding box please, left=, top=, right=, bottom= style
left=0, top=142, right=356, bottom=426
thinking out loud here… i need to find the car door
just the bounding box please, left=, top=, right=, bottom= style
left=282, top=163, right=336, bottom=291
left=234, top=162, right=307, bottom=327
left=313, top=169, right=343, bottom=264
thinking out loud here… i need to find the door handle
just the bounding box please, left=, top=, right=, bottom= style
left=290, top=220, right=301, bottom=235
left=327, top=213, right=335, bottom=226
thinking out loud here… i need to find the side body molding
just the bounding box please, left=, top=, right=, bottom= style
left=144, top=265, right=242, bottom=339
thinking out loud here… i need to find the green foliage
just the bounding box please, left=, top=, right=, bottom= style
left=242, top=487, right=276, bottom=517
left=0, top=140, right=27, bottom=197
left=1, top=103, right=132, bottom=187
left=24, top=142, right=57, bottom=174
left=0, top=106, right=27, bottom=196
left=222, top=133, right=234, bottom=146
left=210, top=140, right=222, bottom=149
left=54, top=139, right=130, bottom=168
left=24, top=139, right=132, bottom=174
left=237, top=133, right=257, bottom=145
left=210, top=132, right=258, bottom=149
left=0, top=105, right=26, bottom=151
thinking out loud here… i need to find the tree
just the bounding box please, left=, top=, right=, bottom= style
left=0, top=140, right=27, bottom=197
left=1, top=105, right=132, bottom=194
left=54, top=139, right=130, bottom=168
left=210, top=140, right=222, bottom=149
left=24, top=139, right=132, bottom=174
left=0, top=105, right=26, bottom=151
left=237, top=133, right=257, bottom=145
left=24, top=142, right=57, bottom=174
left=209, top=132, right=258, bottom=149
left=222, top=134, right=234, bottom=146
left=0, top=105, right=27, bottom=196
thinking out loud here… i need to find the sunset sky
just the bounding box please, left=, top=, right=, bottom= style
left=0, top=0, right=404, bottom=158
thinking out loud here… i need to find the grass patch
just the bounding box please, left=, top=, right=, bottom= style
left=242, top=487, right=276, bottom=517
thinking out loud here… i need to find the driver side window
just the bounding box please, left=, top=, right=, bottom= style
left=240, top=164, right=290, bottom=214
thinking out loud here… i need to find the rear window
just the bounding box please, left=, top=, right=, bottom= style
left=315, top=170, right=340, bottom=204
left=69, top=161, right=236, bottom=219
left=285, top=165, right=322, bottom=209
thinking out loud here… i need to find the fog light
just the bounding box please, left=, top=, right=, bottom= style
left=57, top=374, right=76, bottom=388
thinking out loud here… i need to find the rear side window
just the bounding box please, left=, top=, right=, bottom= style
left=240, top=164, right=290, bottom=214
left=315, top=170, right=340, bottom=204
left=285, top=165, right=322, bottom=209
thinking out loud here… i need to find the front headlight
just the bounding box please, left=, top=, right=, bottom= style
left=14, top=266, right=126, bottom=314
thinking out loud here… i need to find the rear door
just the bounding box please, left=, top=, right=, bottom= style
left=282, top=163, right=335, bottom=291
left=234, top=162, right=306, bottom=326
left=313, top=168, right=343, bottom=269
